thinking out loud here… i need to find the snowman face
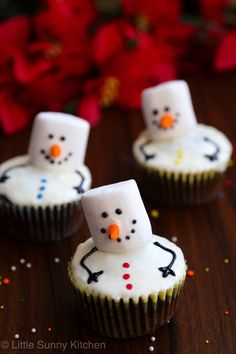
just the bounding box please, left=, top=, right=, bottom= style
left=81, top=180, right=152, bottom=253
left=142, top=80, right=197, bottom=142
left=28, top=112, right=90, bottom=172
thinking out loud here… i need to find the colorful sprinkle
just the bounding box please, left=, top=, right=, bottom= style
left=224, top=258, right=229, bottom=264
left=204, top=267, right=210, bottom=272
left=3, top=278, right=10, bottom=285
left=11, top=266, right=17, bottom=272
left=224, top=310, right=229, bottom=316
left=150, top=336, right=156, bottom=342
left=126, top=284, right=133, bottom=290
left=149, top=346, right=154, bottom=352
left=20, top=258, right=26, bottom=264
left=122, top=262, right=130, bottom=268
left=187, top=270, right=195, bottom=277
left=48, top=327, right=52, bottom=332
left=205, top=339, right=210, bottom=344
left=123, top=274, right=130, bottom=280
left=31, top=328, right=36, bottom=333
left=174, top=147, right=184, bottom=165
left=54, top=257, right=60, bottom=263
left=0, top=305, right=4, bottom=310
left=150, top=209, right=159, bottom=218
left=26, top=263, right=32, bottom=268
left=14, top=334, right=20, bottom=339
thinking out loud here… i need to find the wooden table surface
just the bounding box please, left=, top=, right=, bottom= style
left=0, top=73, right=236, bottom=354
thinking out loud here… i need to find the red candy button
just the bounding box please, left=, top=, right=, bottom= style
left=122, top=262, right=130, bottom=268
left=126, top=284, right=133, bottom=290
left=123, top=274, right=130, bottom=280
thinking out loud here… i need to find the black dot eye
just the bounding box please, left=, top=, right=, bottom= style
left=126, top=236, right=130, bottom=240
left=60, top=136, right=65, bottom=141
left=115, top=208, right=122, bottom=215
left=164, top=106, right=170, bottom=112
left=48, top=134, right=54, bottom=139
left=131, top=229, right=135, bottom=233
left=101, top=212, right=108, bottom=218
left=117, top=238, right=121, bottom=242
left=100, top=228, right=106, bottom=234
left=152, top=109, right=159, bottom=116
left=132, top=220, right=137, bottom=224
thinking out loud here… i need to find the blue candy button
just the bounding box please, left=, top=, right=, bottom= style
left=37, top=194, right=43, bottom=199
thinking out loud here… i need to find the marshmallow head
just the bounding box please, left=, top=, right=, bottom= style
left=142, top=80, right=197, bottom=141
left=81, top=180, right=152, bottom=253
left=28, top=112, right=90, bottom=172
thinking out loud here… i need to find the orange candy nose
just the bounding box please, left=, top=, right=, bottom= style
left=160, top=113, right=175, bottom=129
left=50, top=144, right=61, bottom=158
left=108, top=224, right=120, bottom=240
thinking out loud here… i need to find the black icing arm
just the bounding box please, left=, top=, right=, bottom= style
left=153, top=241, right=176, bottom=278
left=80, top=247, right=104, bottom=284
left=203, top=136, right=220, bottom=162
left=74, top=170, right=85, bottom=194
left=0, top=163, right=29, bottom=183
left=139, top=140, right=156, bottom=162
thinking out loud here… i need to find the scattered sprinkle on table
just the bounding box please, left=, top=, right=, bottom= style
left=48, top=327, right=52, bottom=332
left=205, top=267, right=210, bottom=272
left=171, top=236, right=178, bottom=243
left=54, top=257, right=60, bottom=263
left=14, top=334, right=20, bottom=339
left=31, top=328, right=36, bottom=333
left=187, top=270, right=195, bottom=277
left=150, top=209, right=159, bottom=218
left=20, top=258, right=26, bottom=264
left=224, top=258, right=229, bottom=264
left=11, top=266, right=17, bottom=272
left=150, top=336, right=156, bottom=342
left=26, top=262, right=32, bottom=268
left=205, top=339, right=210, bottom=344
left=224, top=310, right=229, bottom=316
left=149, top=346, right=154, bottom=352
left=0, top=305, right=4, bottom=310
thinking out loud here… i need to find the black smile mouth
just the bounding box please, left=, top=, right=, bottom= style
left=40, top=150, right=73, bottom=165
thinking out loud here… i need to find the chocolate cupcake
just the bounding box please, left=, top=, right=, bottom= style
left=133, top=80, right=232, bottom=206
left=69, top=180, right=186, bottom=338
left=0, top=112, right=91, bottom=242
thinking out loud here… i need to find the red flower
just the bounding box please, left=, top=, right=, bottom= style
left=214, top=29, right=236, bottom=71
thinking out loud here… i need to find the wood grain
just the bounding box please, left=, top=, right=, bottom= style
left=0, top=74, right=236, bottom=353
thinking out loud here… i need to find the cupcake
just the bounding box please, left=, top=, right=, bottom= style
left=0, top=112, right=91, bottom=242
left=133, top=80, right=232, bottom=206
left=69, top=180, right=186, bottom=338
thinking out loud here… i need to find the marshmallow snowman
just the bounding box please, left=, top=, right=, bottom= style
left=81, top=179, right=152, bottom=253
left=142, top=80, right=197, bottom=142
left=28, top=112, right=90, bottom=173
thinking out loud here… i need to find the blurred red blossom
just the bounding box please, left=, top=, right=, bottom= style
left=0, top=0, right=235, bottom=134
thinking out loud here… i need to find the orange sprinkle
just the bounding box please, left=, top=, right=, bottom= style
left=187, top=270, right=195, bottom=277
left=3, top=278, right=10, bottom=285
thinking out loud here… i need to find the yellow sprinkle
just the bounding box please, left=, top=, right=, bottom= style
left=228, top=159, right=234, bottom=167
left=0, top=305, right=4, bottom=310
left=174, top=148, right=184, bottom=165
left=205, top=267, right=210, bottom=272
left=205, top=339, right=210, bottom=344
left=151, top=209, right=159, bottom=218
left=224, top=258, right=229, bottom=264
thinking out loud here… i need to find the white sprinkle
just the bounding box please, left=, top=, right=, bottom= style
left=11, top=266, right=17, bottom=272
left=171, top=236, right=178, bottom=243
left=20, top=258, right=26, bottom=264
left=31, top=328, right=36, bottom=333
left=26, top=263, right=32, bottom=268
left=14, top=334, right=20, bottom=339
left=151, top=336, right=156, bottom=342
left=54, top=257, right=60, bottom=263
left=149, top=346, right=154, bottom=352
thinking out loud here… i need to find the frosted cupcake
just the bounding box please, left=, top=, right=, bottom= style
left=0, top=112, right=91, bottom=242
left=69, top=180, right=186, bottom=338
left=133, top=80, right=232, bottom=206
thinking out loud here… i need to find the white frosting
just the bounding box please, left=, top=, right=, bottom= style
left=71, top=235, right=186, bottom=301
left=142, top=80, right=197, bottom=142
left=133, top=124, right=232, bottom=174
left=28, top=112, right=90, bottom=173
left=0, top=155, right=91, bottom=206
left=81, top=180, right=152, bottom=253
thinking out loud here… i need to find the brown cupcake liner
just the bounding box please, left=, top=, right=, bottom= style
left=0, top=198, right=83, bottom=243
left=69, top=264, right=186, bottom=338
left=135, top=163, right=226, bottom=207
